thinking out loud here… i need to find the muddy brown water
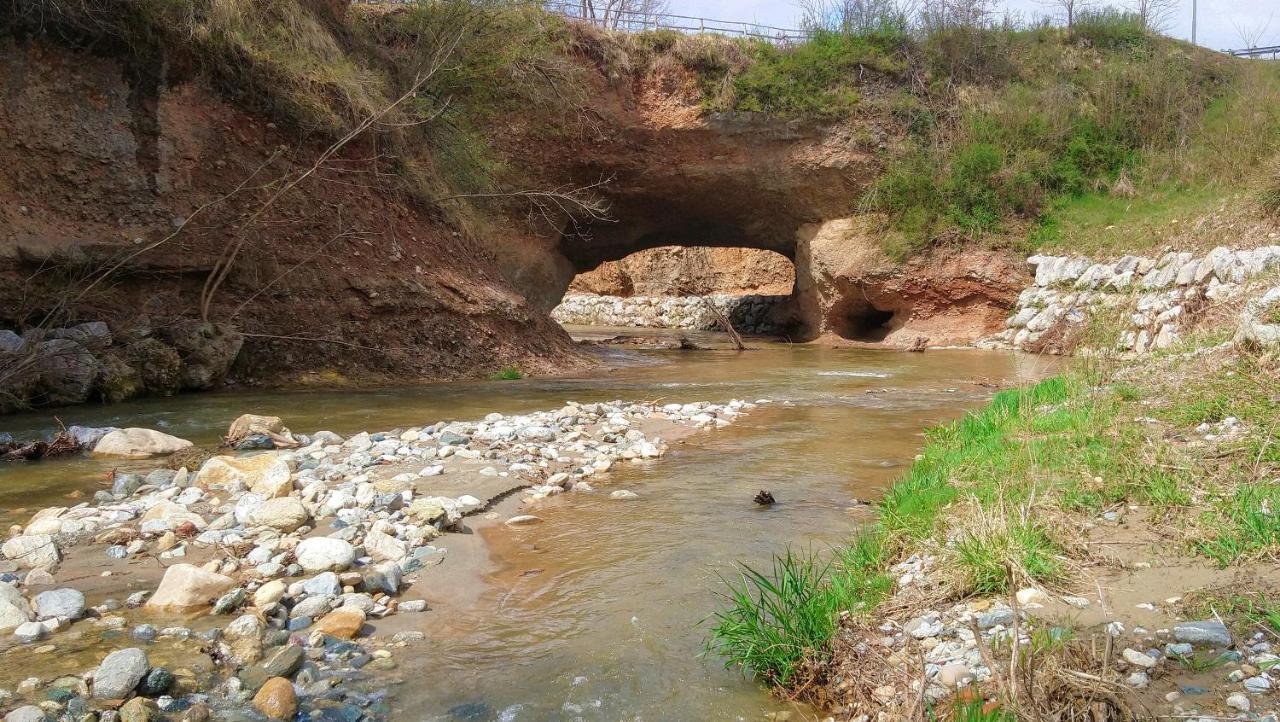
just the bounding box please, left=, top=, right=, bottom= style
left=0, top=341, right=1054, bottom=720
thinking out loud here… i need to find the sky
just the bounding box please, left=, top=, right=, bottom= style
left=677, top=0, right=1277, bottom=51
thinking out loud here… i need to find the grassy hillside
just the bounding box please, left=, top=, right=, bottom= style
left=602, top=10, right=1280, bottom=260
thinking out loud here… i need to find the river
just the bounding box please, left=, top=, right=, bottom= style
left=0, top=341, right=1052, bottom=720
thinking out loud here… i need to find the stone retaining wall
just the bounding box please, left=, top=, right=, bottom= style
left=551, top=294, right=788, bottom=334
left=980, top=245, right=1280, bottom=354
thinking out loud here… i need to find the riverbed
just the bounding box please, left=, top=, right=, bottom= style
left=0, top=343, right=1053, bottom=720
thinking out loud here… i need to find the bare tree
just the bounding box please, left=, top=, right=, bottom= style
left=1038, top=0, right=1092, bottom=27
left=800, top=0, right=912, bottom=34
left=1132, top=0, right=1178, bottom=32
left=918, top=0, right=996, bottom=32
left=1232, top=12, right=1274, bottom=50
left=552, top=0, right=670, bottom=30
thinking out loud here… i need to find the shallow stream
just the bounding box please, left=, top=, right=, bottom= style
left=0, top=341, right=1052, bottom=721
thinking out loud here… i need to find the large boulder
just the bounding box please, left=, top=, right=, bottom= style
left=48, top=322, right=112, bottom=351
left=1, top=535, right=60, bottom=569
left=252, top=677, right=298, bottom=721
left=141, top=500, right=207, bottom=530
left=195, top=455, right=291, bottom=496
left=92, top=428, right=192, bottom=459
left=158, top=321, right=243, bottom=390
left=96, top=350, right=144, bottom=403
left=127, top=338, right=182, bottom=396
left=249, top=498, right=309, bottom=532
left=92, top=647, right=149, bottom=699
left=67, top=426, right=118, bottom=449
left=34, top=339, right=100, bottom=406
left=226, top=414, right=299, bottom=450
left=146, top=564, right=236, bottom=611
left=0, top=583, right=33, bottom=631
left=294, top=538, right=356, bottom=572
left=363, top=529, right=407, bottom=563
left=33, top=588, right=85, bottom=620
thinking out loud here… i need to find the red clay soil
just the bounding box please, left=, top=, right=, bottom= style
left=0, top=40, right=586, bottom=388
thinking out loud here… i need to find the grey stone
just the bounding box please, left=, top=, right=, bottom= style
left=1245, top=675, right=1273, bottom=693
left=112, top=474, right=143, bottom=497
left=290, top=595, right=333, bottom=620
left=4, top=706, right=47, bottom=722
left=34, top=339, right=100, bottom=406
left=34, top=588, right=85, bottom=620
left=92, top=647, right=149, bottom=699
left=13, top=621, right=45, bottom=643
left=1173, top=620, right=1232, bottom=647
left=301, top=572, right=341, bottom=597
left=0, top=330, right=23, bottom=354
left=977, top=608, right=1014, bottom=630
left=67, top=426, right=118, bottom=449
left=438, top=431, right=470, bottom=446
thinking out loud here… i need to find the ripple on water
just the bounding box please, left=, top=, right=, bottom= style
left=816, top=370, right=892, bottom=378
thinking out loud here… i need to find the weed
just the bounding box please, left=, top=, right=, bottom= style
left=942, top=697, right=1017, bottom=722
left=488, top=367, right=523, bottom=381
left=1170, top=651, right=1233, bottom=672
left=706, top=548, right=848, bottom=686
left=1071, top=9, right=1148, bottom=50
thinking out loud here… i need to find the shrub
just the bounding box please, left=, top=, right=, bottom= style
left=1071, top=8, right=1149, bottom=50
left=701, top=29, right=906, bottom=116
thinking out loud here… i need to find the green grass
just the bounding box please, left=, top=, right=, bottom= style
left=488, top=366, right=523, bottom=381
left=705, top=545, right=886, bottom=686
left=710, top=29, right=906, bottom=116
left=713, top=344, right=1278, bottom=694
left=1170, top=651, right=1233, bottom=672
left=954, top=521, right=1066, bottom=595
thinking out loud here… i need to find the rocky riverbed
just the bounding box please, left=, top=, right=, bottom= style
left=0, top=398, right=759, bottom=722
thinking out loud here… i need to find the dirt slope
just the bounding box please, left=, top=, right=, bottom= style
left=0, top=39, right=583, bottom=393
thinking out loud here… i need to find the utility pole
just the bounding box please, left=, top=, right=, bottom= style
left=1191, top=0, right=1197, bottom=45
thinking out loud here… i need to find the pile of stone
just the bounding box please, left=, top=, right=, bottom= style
left=981, top=245, right=1280, bottom=354
left=0, top=320, right=242, bottom=412
left=849, top=552, right=1277, bottom=720
left=552, top=293, right=788, bottom=334
left=0, top=399, right=755, bottom=720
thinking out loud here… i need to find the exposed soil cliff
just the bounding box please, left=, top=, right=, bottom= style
left=0, top=37, right=583, bottom=408
left=0, top=2, right=1038, bottom=411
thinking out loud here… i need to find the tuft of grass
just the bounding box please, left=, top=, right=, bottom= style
left=488, top=366, right=523, bottom=381
left=953, top=520, right=1066, bottom=595
left=706, top=548, right=850, bottom=686
left=1170, top=651, right=1233, bottom=672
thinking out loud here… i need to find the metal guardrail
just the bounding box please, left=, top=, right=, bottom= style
left=351, top=0, right=812, bottom=43
left=1226, top=45, right=1280, bottom=59
left=542, top=1, right=811, bottom=42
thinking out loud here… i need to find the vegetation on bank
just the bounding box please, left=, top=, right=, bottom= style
left=8, top=1, right=1276, bottom=263
left=3, top=0, right=601, bottom=220
left=609, top=6, right=1280, bottom=260
left=709, top=299, right=1280, bottom=711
